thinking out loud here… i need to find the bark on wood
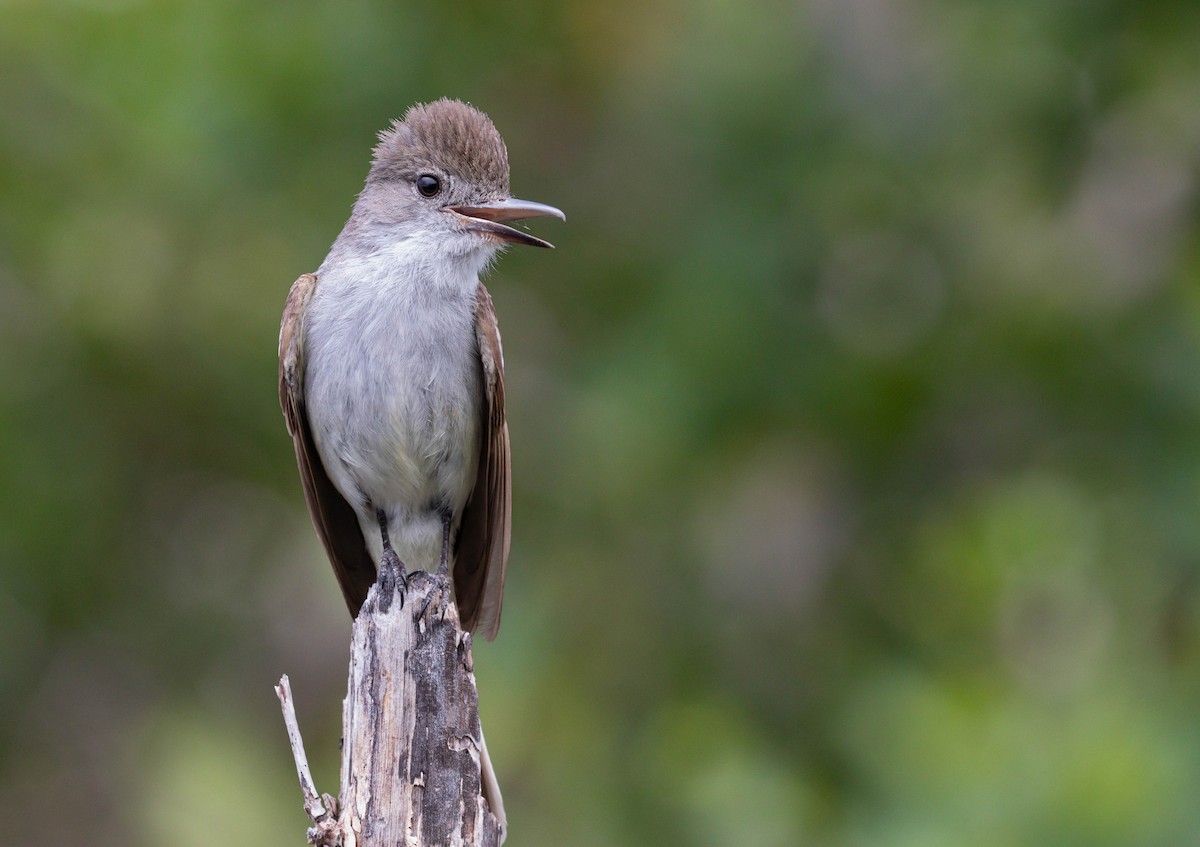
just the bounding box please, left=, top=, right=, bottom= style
left=277, top=570, right=505, bottom=846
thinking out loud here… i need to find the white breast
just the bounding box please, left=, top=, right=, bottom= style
left=302, top=234, right=489, bottom=566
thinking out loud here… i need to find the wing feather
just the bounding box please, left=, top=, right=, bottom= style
left=454, top=282, right=512, bottom=639
left=279, top=273, right=377, bottom=617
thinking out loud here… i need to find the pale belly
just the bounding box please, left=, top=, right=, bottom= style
left=303, top=279, right=483, bottom=569
left=318, top=369, right=481, bottom=514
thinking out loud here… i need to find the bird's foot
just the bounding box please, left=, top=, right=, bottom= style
left=376, top=547, right=408, bottom=614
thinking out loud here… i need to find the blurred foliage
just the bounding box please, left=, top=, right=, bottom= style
left=1, top=0, right=1199, bottom=845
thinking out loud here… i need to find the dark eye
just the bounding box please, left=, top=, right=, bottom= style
left=416, top=174, right=441, bottom=197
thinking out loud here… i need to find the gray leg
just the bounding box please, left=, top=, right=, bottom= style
left=437, top=510, right=453, bottom=576
left=376, top=508, right=407, bottom=610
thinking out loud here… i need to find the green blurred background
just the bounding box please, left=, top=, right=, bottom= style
left=2, top=1, right=1199, bottom=845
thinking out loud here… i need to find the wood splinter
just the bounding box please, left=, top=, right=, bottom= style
left=276, top=571, right=506, bottom=847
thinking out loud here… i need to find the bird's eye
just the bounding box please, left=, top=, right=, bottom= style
left=416, top=175, right=441, bottom=197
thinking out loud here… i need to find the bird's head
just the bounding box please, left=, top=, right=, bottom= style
left=356, top=99, right=564, bottom=259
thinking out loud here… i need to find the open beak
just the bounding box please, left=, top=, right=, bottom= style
left=446, top=197, right=566, bottom=249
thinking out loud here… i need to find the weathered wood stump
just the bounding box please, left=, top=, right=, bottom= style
left=277, top=570, right=505, bottom=847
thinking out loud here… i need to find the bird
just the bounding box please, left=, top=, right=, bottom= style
left=279, top=99, right=563, bottom=640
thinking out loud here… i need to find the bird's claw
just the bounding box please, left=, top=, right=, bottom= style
left=377, top=548, right=408, bottom=613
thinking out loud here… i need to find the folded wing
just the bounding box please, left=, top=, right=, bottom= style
left=279, top=273, right=377, bottom=617
left=453, top=282, right=512, bottom=640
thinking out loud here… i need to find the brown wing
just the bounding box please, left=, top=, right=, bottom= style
left=454, top=282, right=512, bottom=640
left=280, top=273, right=377, bottom=617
